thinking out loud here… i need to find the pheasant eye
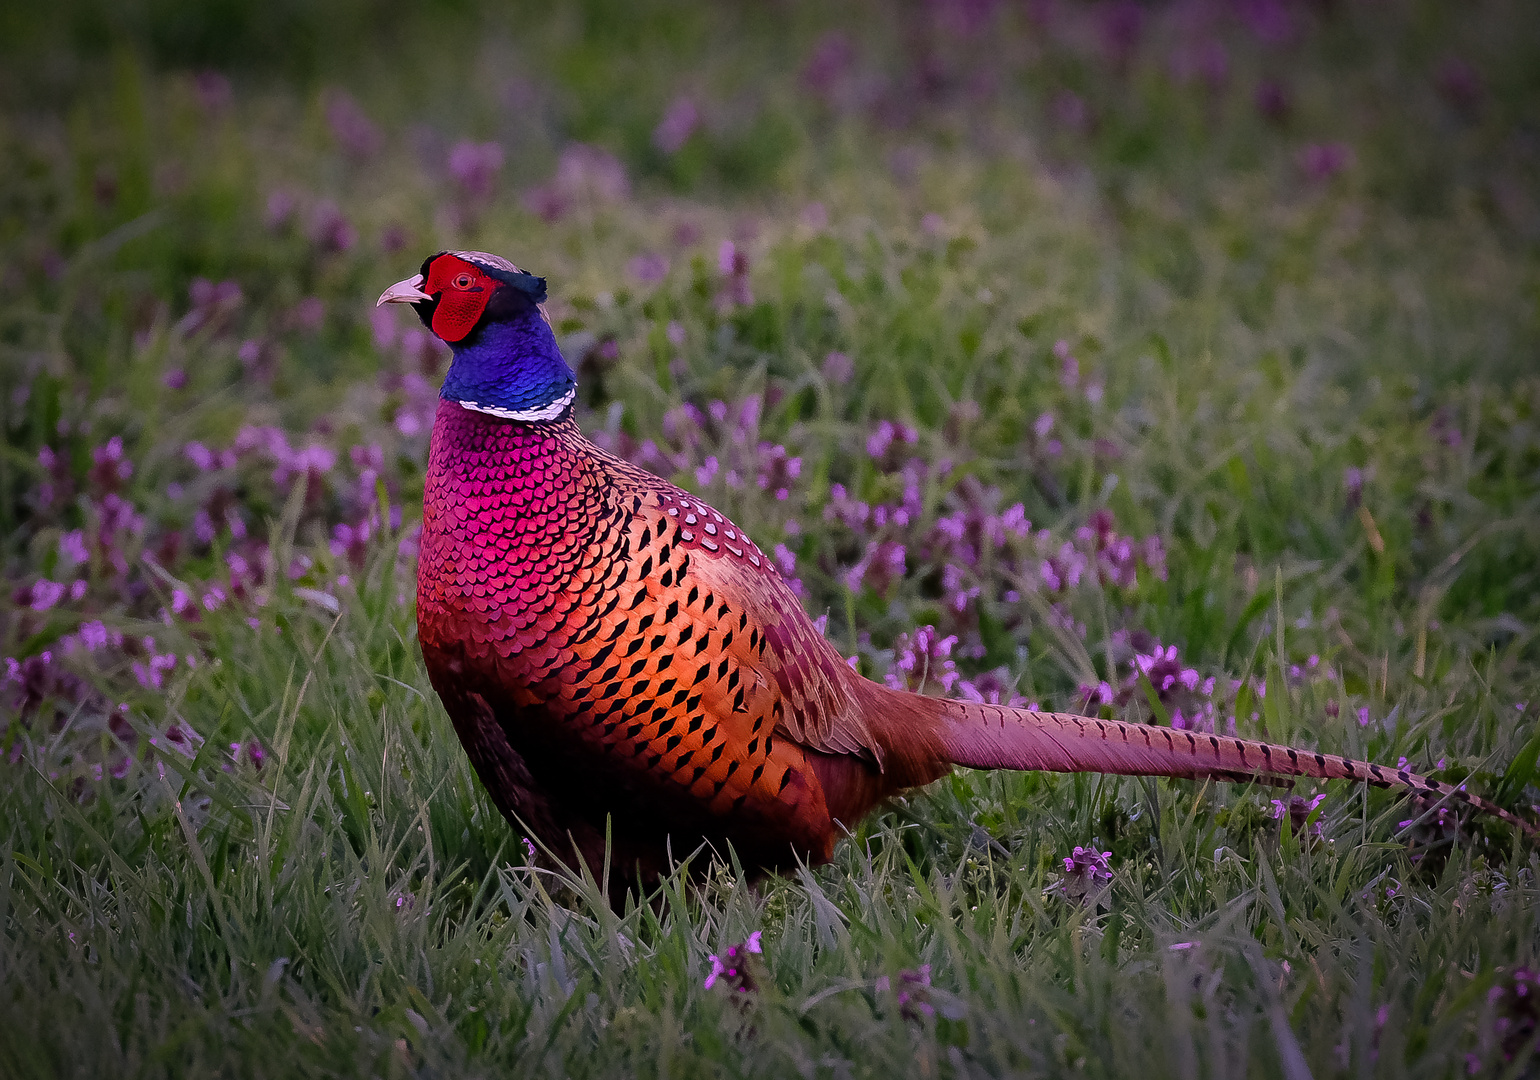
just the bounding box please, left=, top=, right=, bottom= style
left=453, top=273, right=475, bottom=289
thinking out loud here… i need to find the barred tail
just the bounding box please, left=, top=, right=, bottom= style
left=935, top=699, right=1537, bottom=836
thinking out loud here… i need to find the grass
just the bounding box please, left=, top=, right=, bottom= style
left=2, top=0, right=1540, bottom=1075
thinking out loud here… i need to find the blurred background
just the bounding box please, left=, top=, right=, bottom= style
left=4, top=2, right=1540, bottom=1074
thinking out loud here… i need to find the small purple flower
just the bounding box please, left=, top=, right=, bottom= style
left=823, top=351, right=853, bottom=384
left=1272, top=793, right=1326, bottom=836
left=58, top=530, right=89, bottom=565
left=193, top=70, right=232, bottom=114
left=1053, top=845, right=1113, bottom=905
left=1098, top=0, right=1143, bottom=67
left=885, top=626, right=957, bottom=694
left=627, top=253, right=669, bottom=284
left=91, top=435, right=134, bottom=487
left=323, top=89, right=383, bottom=159
left=522, top=143, right=630, bottom=222
left=865, top=419, right=918, bottom=466
left=227, top=739, right=265, bottom=770
left=308, top=201, right=355, bottom=254
left=448, top=140, right=504, bottom=200
left=704, top=934, right=763, bottom=994
left=1434, top=57, right=1483, bottom=116
left=29, top=579, right=66, bottom=612
left=716, top=240, right=752, bottom=308
left=848, top=540, right=908, bottom=600
left=1055, top=339, right=1078, bottom=387
left=265, top=189, right=298, bottom=231
left=78, top=620, right=109, bottom=650
left=653, top=96, right=700, bottom=154
left=802, top=31, right=854, bottom=101
left=1298, top=143, right=1354, bottom=182
left=1357, top=706, right=1371, bottom=727
left=876, top=965, right=935, bottom=1022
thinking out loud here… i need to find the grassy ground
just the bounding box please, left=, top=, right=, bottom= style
left=3, top=1, right=1540, bottom=1075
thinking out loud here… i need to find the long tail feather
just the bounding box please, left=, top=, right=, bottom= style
left=935, top=698, right=1537, bottom=836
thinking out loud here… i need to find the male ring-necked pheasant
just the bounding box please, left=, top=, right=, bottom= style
left=380, top=250, right=1531, bottom=899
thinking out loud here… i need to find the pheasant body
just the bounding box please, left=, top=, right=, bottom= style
left=379, top=250, right=1532, bottom=901
left=418, top=400, right=949, bottom=884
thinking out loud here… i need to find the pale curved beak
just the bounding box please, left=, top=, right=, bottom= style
left=377, top=274, right=432, bottom=306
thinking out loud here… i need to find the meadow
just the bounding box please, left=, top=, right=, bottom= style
left=2, top=1, right=1539, bottom=1075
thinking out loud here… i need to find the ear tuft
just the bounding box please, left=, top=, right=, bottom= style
left=504, top=272, right=548, bottom=304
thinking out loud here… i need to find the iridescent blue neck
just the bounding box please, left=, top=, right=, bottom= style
left=439, top=310, right=577, bottom=422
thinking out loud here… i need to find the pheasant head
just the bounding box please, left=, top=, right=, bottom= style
left=378, top=250, right=576, bottom=421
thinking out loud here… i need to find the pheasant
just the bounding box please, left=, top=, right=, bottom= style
left=380, top=250, right=1532, bottom=899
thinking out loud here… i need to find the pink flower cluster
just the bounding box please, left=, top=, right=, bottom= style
left=523, top=143, right=630, bottom=222
left=1272, top=793, right=1326, bottom=837
left=1053, top=844, right=1113, bottom=904
left=874, top=965, right=935, bottom=1021
left=885, top=625, right=959, bottom=694
left=704, top=931, right=762, bottom=992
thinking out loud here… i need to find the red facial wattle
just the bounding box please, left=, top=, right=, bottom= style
left=423, top=254, right=495, bottom=342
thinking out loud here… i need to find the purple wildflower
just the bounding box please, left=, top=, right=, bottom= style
left=1098, top=0, right=1143, bottom=68
left=846, top=540, right=907, bottom=599
left=227, top=739, right=266, bottom=771
left=653, top=96, right=700, bottom=154
left=308, top=201, right=355, bottom=254
left=704, top=933, right=762, bottom=993
left=59, top=530, right=90, bottom=565
left=865, top=419, right=918, bottom=466
left=448, top=140, right=504, bottom=200
left=716, top=240, right=752, bottom=308
left=1053, top=845, right=1113, bottom=904
left=29, top=579, right=67, bottom=612
left=627, top=253, right=669, bottom=284
left=823, top=351, right=853, bottom=384
left=1298, top=143, right=1354, bottom=182
left=522, top=143, right=629, bottom=222
left=957, top=667, right=1027, bottom=707
left=1272, top=793, right=1326, bottom=836
left=78, top=621, right=110, bottom=651
left=802, top=32, right=855, bottom=103
left=876, top=965, right=936, bottom=1022
left=1434, top=58, right=1483, bottom=116
left=265, top=189, right=298, bottom=231
left=323, top=90, right=383, bottom=159
left=886, top=626, right=957, bottom=694
left=91, top=436, right=134, bottom=489
left=193, top=71, right=232, bottom=114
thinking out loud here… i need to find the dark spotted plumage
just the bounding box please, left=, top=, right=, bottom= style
left=417, top=401, right=949, bottom=889
left=381, top=251, right=1534, bottom=904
